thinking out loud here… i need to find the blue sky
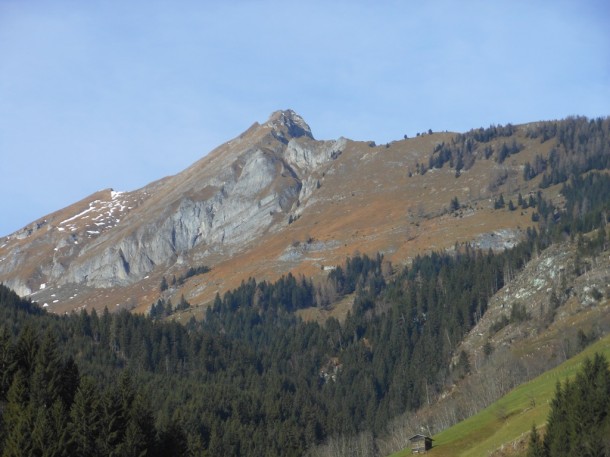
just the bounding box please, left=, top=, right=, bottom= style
left=1, top=0, right=609, bottom=236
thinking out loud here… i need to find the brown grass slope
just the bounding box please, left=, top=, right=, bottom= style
left=0, top=115, right=560, bottom=317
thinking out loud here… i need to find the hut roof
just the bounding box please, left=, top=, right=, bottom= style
left=408, top=434, right=434, bottom=441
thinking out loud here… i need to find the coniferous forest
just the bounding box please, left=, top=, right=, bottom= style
left=1, top=116, right=610, bottom=456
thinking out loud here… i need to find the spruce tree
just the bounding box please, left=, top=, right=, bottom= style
left=2, top=372, right=35, bottom=457
left=31, top=401, right=69, bottom=457
left=539, top=354, right=610, bottom=457
left=0, top=327, right=15, bottom=400
left=69, top=377, right=102, bottom=457
left=31, top=330, right=64, bottom=409
left=527, top=424, right=544, bottom=457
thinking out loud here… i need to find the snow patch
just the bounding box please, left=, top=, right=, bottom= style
left=59, top=206, right=95, bottom=225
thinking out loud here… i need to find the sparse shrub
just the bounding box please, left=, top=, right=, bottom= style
left=490, top=315, right=510, bottom=334
left=590, top=287, right=603, bottom=301
left=495, top=404, right=509, bottom=422
left=488, top=169, right=508, bottom=192
left=510, top=302, right=529, bottom=323
left=483, top=341, right=494, bottom=357
left=577, top=328, right=596, bottom=350
left=450, top=196, right=460, bottom=212
left=455, top=350, right=471, bottom=379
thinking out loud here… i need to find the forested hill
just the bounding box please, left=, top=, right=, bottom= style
left=0, top=245, right=535, bottom=456
left=1, top=117, right=610, bottom=457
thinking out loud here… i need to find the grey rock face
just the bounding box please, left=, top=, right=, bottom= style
left=285, top=137, right=346, bottom=174
left=0, top=110, right=345, bottom=294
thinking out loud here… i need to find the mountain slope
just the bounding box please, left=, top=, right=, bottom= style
left=390, top=333, right=610, bottom=457
left=1, top=114, right=609, bottom=457
left=0, top=113, right=601, bottom=317
left=0, top=110, right=347, bottom=309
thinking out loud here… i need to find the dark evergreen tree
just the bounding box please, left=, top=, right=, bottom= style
left=160, top=276, right=168, bottom=292
left=69, top=377, right=103, bottom=457
left=537, top=354, right=610, bottom=457
left=2, top=372, right=34, bottom=457
left=527, top=425, right=544, bottom=457
left=0, top=327, right=15, bottom=400
left=31, top=330, right=65, bottom=409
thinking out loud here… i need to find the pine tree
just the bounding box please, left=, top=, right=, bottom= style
left=494, top=194, right=505, bottom=209
left=120, top=393, right=157, bottom=457
left=160, top=276, right=168, bottom=292
left=0, top=327, right=15, bottom=400
left=31, top=400, right=69, bottom=457
left=156, top=420, right=189, bottom=457
left=14, top=324, right=39, bottom=381
left=540, top=354, right=610, bottom=457
left=69, top=377, right=102, bottom=457
left=60, top=356, right=80, bottom=408
left=31, top=330, right=64, bottom=409
left=527, top=424, right=545, bottom=457
left=99, top=384, right=127, bottom=456
left=2, top=372, right=35, bottom=457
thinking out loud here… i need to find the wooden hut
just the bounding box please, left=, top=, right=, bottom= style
left=408, top=434, right=433, bottom=453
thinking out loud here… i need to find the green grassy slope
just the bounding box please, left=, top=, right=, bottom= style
left=389, top=334, right=610, bottom=457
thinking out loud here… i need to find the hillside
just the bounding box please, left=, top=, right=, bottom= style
left=389, top=333, right=610, bottom=457
left=308, top=226, right=610, bottom=457
left=0, top=110, right=565, bottom=317
left=375, top=233, right=610, bottom=456
left=1, top=114, right=609, bottom=456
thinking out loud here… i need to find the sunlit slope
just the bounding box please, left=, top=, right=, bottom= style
left=389, top=334, right=610, bottom=457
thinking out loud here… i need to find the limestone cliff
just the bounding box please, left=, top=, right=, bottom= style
left=0, top=110, right=345, bottom=301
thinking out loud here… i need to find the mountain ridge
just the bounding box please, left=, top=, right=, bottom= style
left=0, top=111, right=580, bottom=316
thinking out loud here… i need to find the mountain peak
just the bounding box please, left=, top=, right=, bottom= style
left=265, top=109, right=314, bottom=142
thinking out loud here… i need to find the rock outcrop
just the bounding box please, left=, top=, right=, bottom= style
left=0, top=110, right=345, bottom=299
